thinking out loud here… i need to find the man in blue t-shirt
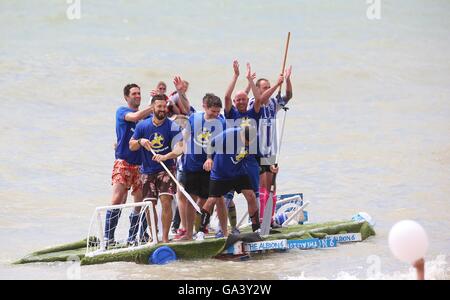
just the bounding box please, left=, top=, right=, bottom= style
left=196, top=125, right=260, bottom=240
left=182, top=94, right=225, bottom=240
left=218, top=61, right=263, bottom=235
left=129, top=94, right=182, bottom=244
left=160, top=94, right=225, bottom=241
left=105, top=83, right=154, bottom=247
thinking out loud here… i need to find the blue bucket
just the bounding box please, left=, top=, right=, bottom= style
left=149, top=246, right=177, bottom=265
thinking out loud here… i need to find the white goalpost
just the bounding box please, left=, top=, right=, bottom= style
left=85, top=201, right=158, bottom=258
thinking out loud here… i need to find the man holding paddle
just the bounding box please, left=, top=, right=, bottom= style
left=129, top=94, right=183, bottom=243
left=248, top=33, right=293, bottom=230
left=154, top=94, right=225, bottom=241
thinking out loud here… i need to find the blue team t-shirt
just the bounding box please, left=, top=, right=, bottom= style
left=210, top=127, right=251, bottom=181
left=182, top=112, right=225, bottom=173
left=225, top=105, right=261, bottom=159
left=132, top=118, right=181, bottom=174
left=115, top=106, right=142, bottom=165
left=225, top=106, right=261, bottom=128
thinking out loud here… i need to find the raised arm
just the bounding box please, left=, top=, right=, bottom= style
left=246, top=63, right=261, bottom=113
left=224, top=60, right=240, bottom=114
left=244, top=71, right=256, bottom=96
left=168, top=98, right=181, bottom=115
left=124, top=105, right=153, bottom=123
left=284, top=66, right=293, bottom=102
left=260, top=74, right=284, bottom=104
left=173, top=76, right=191, bottom=115
left=177, top=91, right=191, bottom=115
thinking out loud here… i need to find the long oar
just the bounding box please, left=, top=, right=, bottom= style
left=148, top=148, right=201, bottom=214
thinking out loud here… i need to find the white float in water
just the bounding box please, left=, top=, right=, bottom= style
left=388, top=220, right=428, bottom=264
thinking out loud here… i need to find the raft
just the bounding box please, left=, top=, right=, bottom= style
left=14, top=220, right=375, bottom=266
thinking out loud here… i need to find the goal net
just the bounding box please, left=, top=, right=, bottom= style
left=86, top=201, right=158, bottom=257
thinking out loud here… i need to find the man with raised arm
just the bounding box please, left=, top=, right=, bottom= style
left=219, top=61, right=262, bottom=235
left=248, top=67, right=293, bottom=227
left=168, top=76, right=193, bottom=116
left=105, top=84, right=154, bottom=247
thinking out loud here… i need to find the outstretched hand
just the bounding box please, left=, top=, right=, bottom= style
left=285, top=65, right=292, bottom=80
left=173, top=76, right=184, bottom=91
left=246, top=63, right=256, bottom=81
left=233, top=60, right=240, bottom=77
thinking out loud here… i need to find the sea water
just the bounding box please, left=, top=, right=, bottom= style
left=0, top=0, right=449, bottom=279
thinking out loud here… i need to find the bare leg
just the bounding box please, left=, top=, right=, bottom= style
left=194, top=197, right=207, bottom=232
left=185, top=195, right=204, bottom=240
left=111, top=183, right=128, bottom=206
left=143, top=200, right=158, bottom=243
left=242, top=189, right=260, bottom=231
left=159, top=195, right=173, bottom=243
left=242, top=189, right=258, bottom=217
left=199, top=197, right=228, bottom=237
left=185, top=197, right=196, bottom=240
left=202, top=197, right=217, bottom=216
left=214, top=197, right=228, bottom=237
left=177, top=189, right=187, bottom=230
left=260, top=172, right=269, bottom=191
left=132, top=187, right=143, bottom=213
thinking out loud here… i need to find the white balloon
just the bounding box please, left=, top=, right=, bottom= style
left=388, top=220, right=428, bottom=264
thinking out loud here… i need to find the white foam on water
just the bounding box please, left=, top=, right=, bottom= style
left=283, top=255, right=449, bottom=280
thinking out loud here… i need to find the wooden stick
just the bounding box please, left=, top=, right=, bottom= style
left=148, top=147, right=201, bottom=214
left=278, top=32, right=291, bottom=94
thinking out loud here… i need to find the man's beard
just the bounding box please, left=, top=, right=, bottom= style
left=155, top=111, right=166, bottom=120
